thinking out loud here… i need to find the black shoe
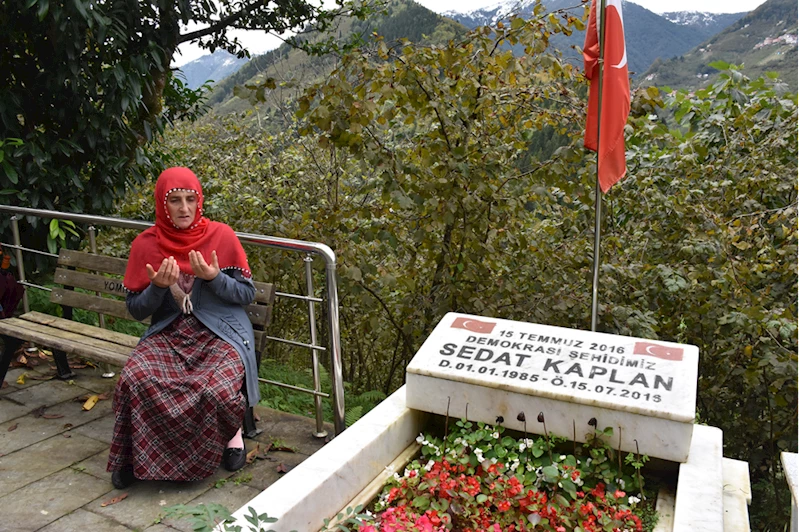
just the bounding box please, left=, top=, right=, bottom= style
left=222, top=447, right=246, bottom=472
left=112, top=464, right=136, bottom=489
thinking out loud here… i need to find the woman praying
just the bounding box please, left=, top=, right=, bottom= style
left=107, top=167, right=259, bottom=489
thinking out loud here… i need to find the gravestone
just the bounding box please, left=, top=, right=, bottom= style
left=406, top=312, right=699, bottom=462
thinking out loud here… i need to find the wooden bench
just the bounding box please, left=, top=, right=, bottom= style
left=0, top=249, right=276, bottom=437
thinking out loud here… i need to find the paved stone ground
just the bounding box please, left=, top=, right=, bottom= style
left=0, top=362, right=332, bottom=532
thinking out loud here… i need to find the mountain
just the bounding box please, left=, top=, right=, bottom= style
left=176, top=51, right=250, bottom=90
left=640, top=0, right=797, bottom=91
left=442, top=0, right=745, bottom=77
left=204, top=0, right=465, bottom=119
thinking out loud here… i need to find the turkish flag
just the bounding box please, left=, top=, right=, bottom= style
left=633, top=341, right=684, bottom=361
left=584, top=0, right=630, bottom=193
left=450, top=317, right=497, bottom=334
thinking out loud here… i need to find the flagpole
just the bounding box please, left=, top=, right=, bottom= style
left=590, top=0, right=608, bottom=332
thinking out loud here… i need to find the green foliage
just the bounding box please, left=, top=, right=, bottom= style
left=0, top=0, right=379, bottom=260
left=258, top=360, right=385, bottom=426
left=122, top=20, right=794, bottom=527
left=161, top=504, right=295, bottom=532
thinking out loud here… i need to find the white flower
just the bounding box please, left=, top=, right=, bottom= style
left=384, top=464, right=395, bottom=474
left=393, top=473, right=401, bottom=483
left=416, top=434, right=424, bottom=444
left=492, top=431, right=500, bottom=439
left=628, top=495, right=641, bottom=506
left=519, top=443, right=527, bottom=452
left=617, top=478, right=626, bottom=489
left=424, top=460, right=435, bottom=471
left=509, top=460, right=519, bottom=471
left=559, top=454, right=566, bottom=461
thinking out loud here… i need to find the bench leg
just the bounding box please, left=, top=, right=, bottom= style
left=0, top=335, right=23, bottom=387
left=53, top=349, right=76, bottom=380
left=243, top=406, right=262, bottom=439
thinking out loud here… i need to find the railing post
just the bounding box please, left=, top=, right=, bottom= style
left=304, top=255, right=327, bottom=438
left=10, top=216, right=28, bottom=314
left=88, top=226, right=115, bottom=378
left=325, top=257, right=346, bottom=435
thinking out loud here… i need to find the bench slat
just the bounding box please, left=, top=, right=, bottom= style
left=252, top=281, right=275, bottom=305
left=51, top=289, right=146, bottom=323
left=22, top=311, right=266, bottom=354
left=22, top=311, right=140, bottom=348
left=58, top=249, right=128, bottom=275
left=0, top=318, right=130, bottom=367
left=54, top=268, right=127, bottom=297
left=7, top=317, right=134, bottom=356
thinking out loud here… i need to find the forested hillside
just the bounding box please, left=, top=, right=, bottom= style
left=641, top=0, right=797, bottom=91
left=204, top=0, right=464, bottom=120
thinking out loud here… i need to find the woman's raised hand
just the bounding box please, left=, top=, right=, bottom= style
left=146, top=257, right=179, bottom=288
left=189, top=250, right=220, bottom=281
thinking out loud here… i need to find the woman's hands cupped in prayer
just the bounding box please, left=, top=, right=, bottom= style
left=189, top=249, right=220, bottom=281
left=146, top=257, right=179, bottom=288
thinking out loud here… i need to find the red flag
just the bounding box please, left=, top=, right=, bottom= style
left=632, top=341, right=684, bottom=361
left=584, top=0, right=630, bottom=193
left=450, top=317, right=496, bottom=334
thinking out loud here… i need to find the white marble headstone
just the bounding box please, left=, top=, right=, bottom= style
left=406, top=312, right=699, bottom=462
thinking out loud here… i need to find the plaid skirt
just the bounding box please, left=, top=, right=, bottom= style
left=107, top=314, right=246, bottom=481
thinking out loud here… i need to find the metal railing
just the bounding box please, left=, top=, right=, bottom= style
left=0, top=205, right=345, bottom=435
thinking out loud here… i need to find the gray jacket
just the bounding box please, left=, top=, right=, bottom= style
left=126, top=270, right=260, bottom=407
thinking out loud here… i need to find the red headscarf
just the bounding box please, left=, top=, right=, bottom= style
left=123, top=167, right=251, bottom=292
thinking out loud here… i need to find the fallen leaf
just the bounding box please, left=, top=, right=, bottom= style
left=29, top=374, right=55, bottom=381
left=42, top=413, right=64, bottom=419
left=8, top=423, right=18, bottom=432
left=63, top=423, right=73, bottom=429
left=32, top=406, right=46, bottom=418
left=82, top=395, right=99, bottom=411
left=40, top=350, right=53, bottom=358
left=254, top=412, right=261, bottom=422
left=258, top=443, right=273, bottom=459
left=276, top=463, right=288, bottom=474
left=18, top=355, right=27, bottom=365
left=245, top=444, right=260, bottom=464
left=15, top=373, right=26, bottom=385
left=63, top=433, right=71, bottom=438
left=97, top=392, right=111, bottom=401
left=1, top=380, right=8, bottom=389
left=272, top=445, right=296, bottom=453
left=100, top=493, right=128, bottom=506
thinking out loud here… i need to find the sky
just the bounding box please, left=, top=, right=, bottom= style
left=172, top=0, right=770, bottom=66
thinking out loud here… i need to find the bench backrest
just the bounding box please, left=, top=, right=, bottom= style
left=52, top=250, right=276, bottom=352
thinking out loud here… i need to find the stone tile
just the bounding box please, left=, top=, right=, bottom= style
left=163, top=482, right=262, bottom=532
left=73, top=449, right=112, bottom=481
left=0, top=432, right=108, bottom=498
left=0, top=468, right=112, bottom=531
left=142, top=524, right=183, bottom=531
left=70, top=403, right=117, bottom=444
left=38, top=508, right=135, bottom=532
left=68, top=367, right=120, bottom=395
left=256, top=417, right=329, bottom=457
left=87, top=474, right=227, bottom=530
left=0, top=395, right=30, bottom=424
left=245, top=451, right=307, bottom=491
left=1, top=367, right=49, bottom=396
left=0, top=397, right=112, bottom=455
left=4, top=379, right=91, bottom=411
